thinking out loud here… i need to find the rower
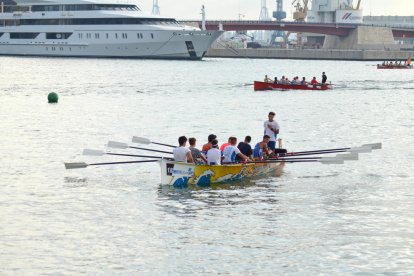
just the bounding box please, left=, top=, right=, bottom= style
left=189, top=137, right=207, bottom=164
left=408, top=57, right=411, bottom=66
left=201, top=134, right=217, bottom=153
left=310, top=77, right=318, bottom=85
left=173, top=136, right=193, bottom=163
left=206, top=139, right=223, bottom=165
left=301, top=77, right=306, bottom=85
left=253, top=135, right=272, bottom=160
left=223, top=137, right=250, bottom=163
left=264, top=75, right=272, bottom=83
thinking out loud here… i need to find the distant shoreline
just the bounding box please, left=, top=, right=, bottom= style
left=206, top=48, right=414, bottom=61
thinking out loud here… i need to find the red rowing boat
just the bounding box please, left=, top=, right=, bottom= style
left=254, top=81, right=332, bottom=91
left=377, top=64, right=413, bottom=69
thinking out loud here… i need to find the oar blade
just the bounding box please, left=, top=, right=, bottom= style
left=348, top=146, right=372, bottom=153
left=362, top=143, right=382, bottom=150
left=132, top=136, right=151, bottom=145
left=65, top=162, right=88, bottom=169
left=107, top=141, right=129, bottom=149
left=336, top=153, right=359, bottom=161
left=319, top=157, right=344, bottom=164
left=83, top=149, right=105, bottom=156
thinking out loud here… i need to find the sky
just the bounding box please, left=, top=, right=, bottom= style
left=136, top=0, right=414, bottom=20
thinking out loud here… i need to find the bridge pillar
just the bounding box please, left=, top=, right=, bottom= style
left=323, top=26, right=398, bottom=50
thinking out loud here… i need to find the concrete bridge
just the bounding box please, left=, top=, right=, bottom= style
left=180, top=20, right=414, bottom=38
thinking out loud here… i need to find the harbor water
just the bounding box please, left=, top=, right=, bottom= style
left=0, top=56, right=413, bottom=274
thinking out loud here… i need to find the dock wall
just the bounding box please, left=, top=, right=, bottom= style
left=206, top=48, right=414, bottom=61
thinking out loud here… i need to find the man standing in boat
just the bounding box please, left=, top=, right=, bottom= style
left=264, top=112, right=280, bottom=152
left=322, top=72, right=327, bottom=84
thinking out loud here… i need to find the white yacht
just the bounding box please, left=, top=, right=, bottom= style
left=0, top=0, right=223, bottom=59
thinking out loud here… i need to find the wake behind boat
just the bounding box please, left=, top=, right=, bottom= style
left=0, top=0, right=223, bottom=59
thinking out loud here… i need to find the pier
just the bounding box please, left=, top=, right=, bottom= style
left=206, top=48, right=414, bottom=61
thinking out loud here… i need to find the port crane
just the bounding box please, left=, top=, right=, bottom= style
left=270, top=0, right=287, bottom=45
left=289, top=0, right=310, bottom=47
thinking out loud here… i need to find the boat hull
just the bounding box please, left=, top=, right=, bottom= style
left=254, top=81, right=332, bottom=91
left=160, top=159, right=284, bottom=187
left=377, top=64, right=413, bottom=69
left=0, top=28, right=223, bottom=60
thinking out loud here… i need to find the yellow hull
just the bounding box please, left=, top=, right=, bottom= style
left=160, top=159, right=284, bottom=187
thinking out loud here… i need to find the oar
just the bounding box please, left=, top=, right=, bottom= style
left=267, top=153, right=359, bottom=161
left=83, top=149, right=172, bottom=160
left=65, top=160, right=160, bottom=169
left=284, top=148, right=361, bottom=157
left=107, top=141, right=173, bottom=155
left=132, top=136, right=176, bottom=148
left=285, top=143, right=381, bottom=156
left=244, top=157, right=344, bottom=164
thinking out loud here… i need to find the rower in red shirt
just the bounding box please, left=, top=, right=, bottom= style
left=310, top=77, right=318, bottom=85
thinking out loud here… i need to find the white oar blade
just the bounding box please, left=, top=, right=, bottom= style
left=107, top=141, right=129, bottom=149
left=319, top=157, right=344, bottom=164
left=362, top=143, right=382, bottom=150
left=132, top=136, right=151, bottom=145
left=348, top=146, right=372, bottom=153
left=83, top=149, right=105, bottom=156
left=336, top=153, right=359, bottom=161
left=65, top=162, right=88, bottom=169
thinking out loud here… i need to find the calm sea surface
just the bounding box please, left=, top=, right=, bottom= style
left=0, top=56, right=413, bottom=274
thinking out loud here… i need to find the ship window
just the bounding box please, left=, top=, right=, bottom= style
left=46, top=33, right=72, bottom=39
left=86, top=33, right=91, bottom=39
left=115, top=33, right=118, bottom=39
left=95, top=33, right=99, bottom=39
left=106, top=33, right=109, bottom=39
left=36, top=4, right=143, bottom=12
left=78, top=33, right=83, bottom=39
left=0, top=33, right=3, bottom=38
left=10, top=32, right=39, bottom=39
left=151, top=33, right=154, bottom=39
left=15, top=18, right=181, bottom=26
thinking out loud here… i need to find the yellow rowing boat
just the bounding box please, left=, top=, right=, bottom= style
left=160, top=159, right=284, bottom=187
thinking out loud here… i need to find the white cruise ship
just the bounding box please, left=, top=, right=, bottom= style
left=0, top=0, right=223, bottom=59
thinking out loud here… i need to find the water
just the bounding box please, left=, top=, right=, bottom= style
left=1, top=56, right=413, bottom=274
